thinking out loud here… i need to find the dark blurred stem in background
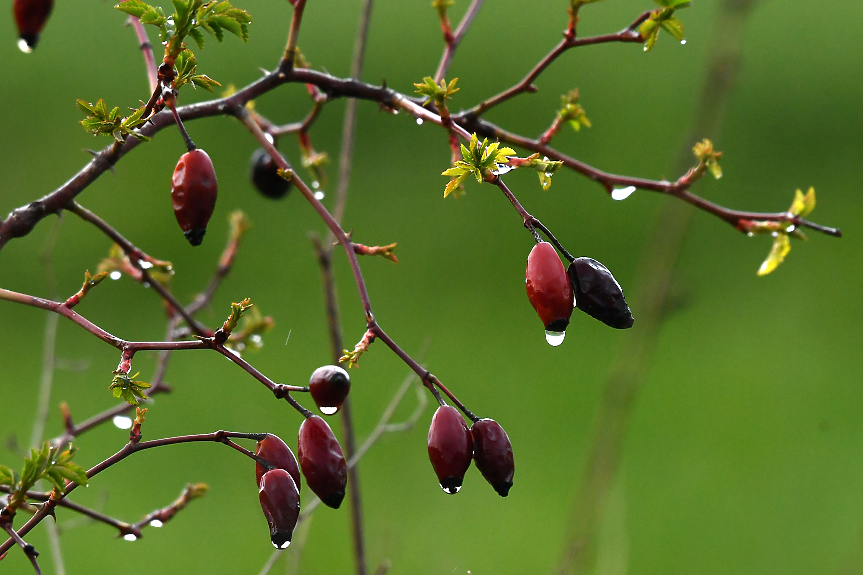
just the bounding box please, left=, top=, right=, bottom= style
left=556, top=1, right=759, bottom=573
left=317, top=0, right=377, bottom=573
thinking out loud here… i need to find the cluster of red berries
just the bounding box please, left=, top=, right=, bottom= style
left=428, top=406, right=515, bottom=497
left=255, top=366, right=350, bottom=547
left=525, top=241, right=633, bottom=346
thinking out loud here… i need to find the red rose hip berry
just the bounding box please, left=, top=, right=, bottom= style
left=255, top=433, right=301, bottom=492
left=171, top=149, right=217, bottom=246
left=258, top=468, right=301, bottom=549
left=525, top=241, right=574, bottom=346
left=297, top=415, right=347, bottom=509
left=13, top=0, right=54, bottom=52
left=427, top=405, right=473, bottom=494
left=309, top=365, right=351, bottom=415
left=471, top=419, right=515, bottom=497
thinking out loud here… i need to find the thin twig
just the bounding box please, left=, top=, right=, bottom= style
left=433, top=0, right=486, bottom=83
left=128, top=16, right=158, bottom=92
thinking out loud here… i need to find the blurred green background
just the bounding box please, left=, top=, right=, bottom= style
left=1, top=0, right=862, bottom=573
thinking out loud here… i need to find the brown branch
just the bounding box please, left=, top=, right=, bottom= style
left=433, top=0, right=486, bottom=83
left=282, top=0, right=308, bottom=66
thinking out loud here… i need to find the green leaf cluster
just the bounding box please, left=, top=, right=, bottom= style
left=220, top=298, right=253, bottom=336
left=414, top=77, right=459, bottom=108
left=755, top=188, right=817, bottom=276
left=693, top=139, right=722, bottom=179
left=174, top=49, right=222, bottom=92
left=76, top=100, right=150, bottom=142
left=0, top=443, right=88, bottom=512
left=441, top=134, right=515, bottom=198
left=558, top=90, right=591, bottom=133
left=116, top=0, right=251, bottom=50
left=225, top=306, right=274, bottom=354
left=110, top=372, right=152, bottom=405
left=640, top=0, right=689, bottom=52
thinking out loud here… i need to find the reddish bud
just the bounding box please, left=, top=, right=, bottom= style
left=171, top=149, right=217, bottom=246
left=526, top=242, right=574, bottom=345
left=13, top=0, right=53, bottom=52
left=255, top=434, right=301, bottom=493
left=258, top=469, right=300, bottom=549
left=309, top=365, right=351, bottom=415
left=427, top=405, right=473, bottom=494
left=471, top=419, right=514, bottom=497
left=298, top=416, right=347, bottom=509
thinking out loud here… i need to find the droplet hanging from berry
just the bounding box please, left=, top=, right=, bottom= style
left=249, top=148, right=293, bottom=199
left=566, top=257, right=633, bottom=329
left=471, top=418, right=514, bottom=497
left=525, top=242, right=574, bottom=346
left=297, top=415, right=347, bottom=509
left=255, top=434, right=301, bottom=492
left=171, top=149, right=218, bottom=246
left=258, top=469, right=301, bottom=549
left=309, top=365, right=351, bottom=415
left=427, top=405, right=473, bottom=494
left=13, top=0, right=53, bottom=52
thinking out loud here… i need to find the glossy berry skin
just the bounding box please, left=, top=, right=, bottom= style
left=471, top=419, right=515, bottom=497
left=309, top=365, right=351, bottom=415
left=427, top=405, right=473, bottom=494
left=255, top=434, right=301, bottom=492
left=525, top=242, right=574, bottom=333
left=13, top=0, right=54, bottom=51
left=171, top=149, right=217, bottom=246
left=567, top=258, right=634, bottom=329
left=258, top=469, right=300, bottom=549
left=298, top=415, right=347, bottom=509
left=249, top=148, right=292, bottom=199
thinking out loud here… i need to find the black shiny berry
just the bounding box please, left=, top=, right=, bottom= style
left=249, top=148, right=292, bottom=199
left=567, top=257, right=634, bottom=329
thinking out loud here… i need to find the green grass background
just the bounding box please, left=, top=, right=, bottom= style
left=1, top=0, right=862, bottom=573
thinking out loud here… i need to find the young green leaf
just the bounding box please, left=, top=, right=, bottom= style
left=757, top=233, right=791, bottom=276
left=789, top=187, right=816, bottom=217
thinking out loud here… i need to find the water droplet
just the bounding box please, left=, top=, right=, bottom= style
left=113, top=416, right=133, bottom=430
left=680, top=39, right=687, bottom=45
left=313, top=191, right=325, bottom=200
left=494, top=165, right=513, bottom=175
left=319, top=406, right=338, bottom=415
left=747, top=232, right=754, bottom=237
left=123, top=534, right=137, bottom=542
left=249, top=334, right=262, bottom=344
left=272, top=540, right=291, bottom=549
left=264, top=133, right=274, bottom=145
left=17, top=39, right=33, bottom=54
left=771, top=231, right=779, bottom=237
left=611, top=186, right=637, bottom=201
left=139, top=260, right=153, bottom=270
left=643, top=45, right=648, bottom=52
left=545, top=330, right=566, bottom=346
left=544, top=172, right=553, bottom=178
left=311, top=181, right=320, bottom=189
left=109, top=271, right=122, bottom=280
left=786, top=224, right=796, bottom=232
left=416, top=118, right=424, bottom=125
left=149, top=519, right=163, bottom=528
left=440, top=484, right=461, bottom=494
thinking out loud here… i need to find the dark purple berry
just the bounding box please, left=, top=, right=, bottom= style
left=427, top=405, right=473, bottom=494
left=471, top=419, right=514, bottom=497
left=567, top=257, right=633, bottom=329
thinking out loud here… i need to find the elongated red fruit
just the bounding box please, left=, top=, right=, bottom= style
left=309, top=365, right=351, bottom=415
left=471, top=419, right=514, bottom=497
left=297, top=415, right=347, bottom=509
left=258, top=469, right=300, bottom=549
left=171, top=149, right=217, bottom=246
left=255, top=434, right=301, bottom=492
left=13, top=0, right=54, bottom=52
left=526, top=242, right=574, bottom=345
left=427, top=405, right=472, bottom=494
